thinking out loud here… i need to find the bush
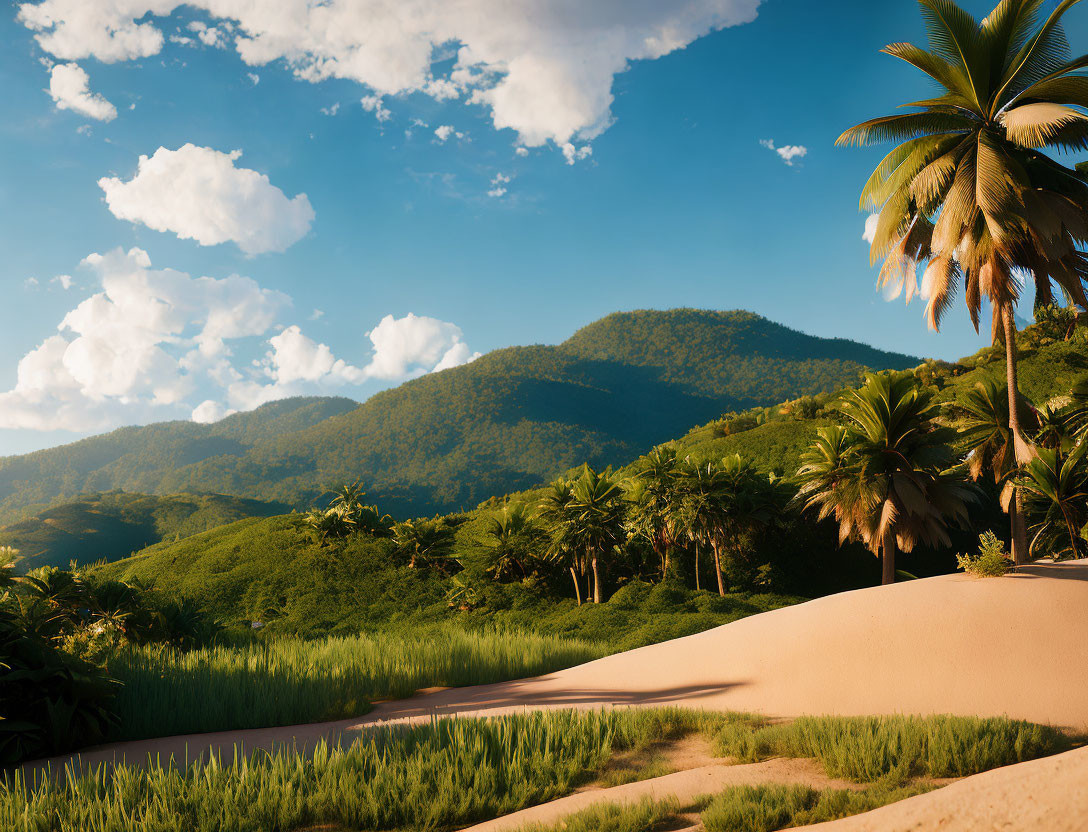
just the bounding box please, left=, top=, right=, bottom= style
left=956, top=531, right=1011, bottom=578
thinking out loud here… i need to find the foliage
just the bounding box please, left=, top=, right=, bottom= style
left=700, top=783, right=932, bottom=832
left=714, top=714, right=1069, bottom=782
left=0, top=491, right=283, bottom=573
left=1016, top=443, right=1088, bottom=559
left=796, top=373, right=975, bottom=581
left=957, top=531, right=1012, bottom=577
left=106, top=626, right=606, bottom=741
left=839, top=0, right=1088, bottom=332
left=0, top=312, right=916, bottom=524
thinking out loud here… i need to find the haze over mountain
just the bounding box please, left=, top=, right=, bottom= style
left=0, top=310, right=917, bottom=525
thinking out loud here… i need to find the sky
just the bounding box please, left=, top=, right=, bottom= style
left=0, top=0, right=1085, bottom=456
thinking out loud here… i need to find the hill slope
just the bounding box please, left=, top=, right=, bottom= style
left=0, top=491, right=285, bottom=572
left=0, top=310, right=916, bottom=523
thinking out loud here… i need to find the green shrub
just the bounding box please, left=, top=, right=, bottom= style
left=956, top=531, right=1011, bottom=578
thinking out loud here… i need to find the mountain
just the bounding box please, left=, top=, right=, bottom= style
left=0, top=310, right=917, bottom=524
left=0, top=491, right=285, bottom=573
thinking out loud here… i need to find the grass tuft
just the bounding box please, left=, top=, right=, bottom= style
left=714, top=714, right=1070, bottom=782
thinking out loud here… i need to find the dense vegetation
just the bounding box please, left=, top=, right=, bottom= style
left=0, top=310, right=915, bottom=525
left=0, top=491, right=284, bottom=572
left=1, top=709, right=1066, bottom=832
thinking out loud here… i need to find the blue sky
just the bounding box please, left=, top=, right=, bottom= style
left=1, top=0, right=1085, bottom=455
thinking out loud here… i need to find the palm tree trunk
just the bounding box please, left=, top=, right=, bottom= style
left=712, top=539, right=726, bottom=596
left=591, top=555, right=601, bottom=603
left=694, top=544, right=700, bottom=591
left=1002, top=302, right=1031, bottom=565
left=881, top=529, right=897, bottom=586
left=569, top=567, right=582, bottom=606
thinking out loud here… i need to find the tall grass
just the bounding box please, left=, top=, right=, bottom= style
left=2, top=710, right=696, bottom=832
left=108, top=626, right=607, bottom=741
left=715, top=714, right=1071, bottom=782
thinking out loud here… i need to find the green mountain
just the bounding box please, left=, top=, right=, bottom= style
left=0, top=309, right=916, bottom=525
left=0, top=491, right=285, bottom=573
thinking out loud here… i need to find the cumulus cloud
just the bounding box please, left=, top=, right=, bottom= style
left=98, top=144, right=315, bottom=255
left=488, top=172, right=511, bottom=197
left=863, top=213, right=880, bottom=244
left=760, top=138, right=807, bottom=166
left=361, top=94, right=391, bottom=122
left=0, top=250, right=479, bottom=434
left=18, top=0, right=763, bottom=154
left=561, top=142, right=592, bottom=165
left=48, top=62, right=116, bottom=121
left=53, top=274, right=74, bottom=289
left=434, top=124, right=465, bottom=143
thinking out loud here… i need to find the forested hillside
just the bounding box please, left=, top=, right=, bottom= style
left=0, top=491, right=284, bottom=572
left=0, top=310, right=915, bottom=524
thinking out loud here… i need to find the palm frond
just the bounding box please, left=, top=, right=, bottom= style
left=836, top=112, right=975, bottom=147
left=1001, top=101, right=1088, bottom=146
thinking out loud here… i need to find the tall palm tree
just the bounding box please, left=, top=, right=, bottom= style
left=625, top=447, right=685, bottom=579
left=953, top=377, right=1038, bottom=562
left=1016, top=441, right=1088, bottom=557
left=797, top=373, right=976, bottom=584
left=839, top=0, right=1088, bottom=511
left=482, top=502, right=545, bottom=581
left=537, top=480, right=585, bottom=604
left=568, top=466, right=627, bottom=604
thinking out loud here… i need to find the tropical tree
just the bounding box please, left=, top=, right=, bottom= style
left=482, top=502, right=546, bottom=581
left=568, top=466, right=627, bottom=604
left=625, top=447, right=685, bottom=579
left=953, top=377, right=1037, bottom=563
left=839, top=0, right=1088, bottom=553
left=1016, top=441, right=1088, bottom=558
left=392, top=519, right=458, bottom=574
left=537, top=481, right=585, bottom=604
left=328, top=481, right=367, bottom=511
left=796, top=373, right=976, bottom=584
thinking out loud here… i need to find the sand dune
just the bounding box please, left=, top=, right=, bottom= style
left=27, top=560, right=1088, bottom=781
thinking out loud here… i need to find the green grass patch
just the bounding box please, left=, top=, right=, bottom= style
left=107, top=626, right=607, bottom=741
left=522, top=798, right=683, bottom=832
left=700, top=783, right=933, bottom=832
left=2, top=709, right=710, bottom=832
left=714, top=714, right=1071, bottom=782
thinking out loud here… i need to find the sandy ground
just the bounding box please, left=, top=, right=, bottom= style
left=460, top=757, right=860, bottom=832
left=792, top=744, right=1088, bottom=832
left=23, top=560, right=1088, bottom=832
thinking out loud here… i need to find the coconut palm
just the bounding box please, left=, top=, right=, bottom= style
left=796, top=373, right=976, bottom=584
left=1016, top=442, right=1088, bottom=558
left=839, top=0, right=1088, bottom=485
left=625, top=447, right=685, bottom=579
left=953, top=377, right=1037, bottom=562
left=482, top=502, right=545, bottom=581
left=568, top=466, right=627, bottom=604
left=537, top=480, right=585, bottom=604
left=392, top=519, right=458, bottom=574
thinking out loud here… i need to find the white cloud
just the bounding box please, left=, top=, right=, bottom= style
left=18, top=0, right=763, bottom=154
left=561, top=142, right=592, bottom=165
left=24, top=277, right=40, bottom=289
left=760, top=138, right=807, bottom=166
left=98, top=144, right=315, bottom=255
left=361, top=94, right=391, bottom=122
left=0, top=251, right=479, bottom=434
left=191, top=399, right=235, bottom=423
left=488, top=172, right=511, bottom=197
left=863, top=213, right=879, bottom=244
left=515, top=146, right=529, bottom=157
left=188, top=20, right=225, bottom=47
left=48, top=63, right=116, bottom=121
left=0, top=248, right=290, bottom=431
left=247, top=71, right=260, bottom=85
left=53, top=274, right=74, bottom=289
left=434, top=124, right=465, bottom=143
left=321, top=101, right=340, bottom=116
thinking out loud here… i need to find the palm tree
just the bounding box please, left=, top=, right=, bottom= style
left=796, top=373, right=975, bottom=584
left=482, top=503, right=545, bottom=581
left=953, top=377, right=1037, bottom=563
left=568, top=466, right=627, bottom=604
left=839, top=0, right=1088, bottom=512
left=625, top=447, right=685, bottom=579
left=392, top=519, right=458, bottom=574
left=328, top=481, right=366, bottom=511
left=537, top=480, right=585, bottom=604
left=1016, top=442, right=1088, bottom=558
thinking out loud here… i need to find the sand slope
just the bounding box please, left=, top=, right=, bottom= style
left=794, top=744, right=1088, bottom=831
left=26, top=560, right=1088, bottom=780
